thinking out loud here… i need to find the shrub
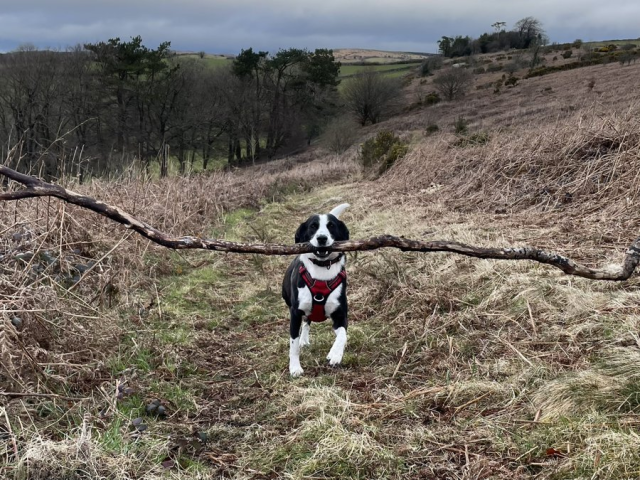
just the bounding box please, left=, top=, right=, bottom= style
left=453, top=131, right=490, bottom=147
left=425, top=124, right=439, bottom=135
left=525, top=57, right=603, bottom=78
left=473, top=67, right=486, bottom=74
left=343, top=71, right=401, bottom=126
left=504, top=75, right=518, bottom=87
left=420, top=56, right=443, bottom=76
left=619, top=53, right=635, bottom=66
left=424, top=91, right=441, bottom=106
left=322, top=116, right=359, bottom=155
left=562, top=50, right=573, bottom=59
left=359, top=131, right=408, bottom=176
left=453, top=116, right=469, bottom=135
left=486, top=64, right=503, bottom=72
left=433, top=68, right=474, bottom=101
left=572, top=39, right=583, bottom=49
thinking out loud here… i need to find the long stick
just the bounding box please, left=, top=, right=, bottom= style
left=1, top=165, right=639, bottom=281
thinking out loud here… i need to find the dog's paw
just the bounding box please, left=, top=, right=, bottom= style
left=299, top=336, right=311, bottom=348
left=289, top=365, right=304, bottom=377
left=326, top=349, right=343, bottom=366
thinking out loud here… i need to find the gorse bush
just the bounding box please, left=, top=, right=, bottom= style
left=504, top=74, right=518, bottom=87
left=424, top=91, right=441, bottom=106
left=359, top=131, right=408, bottom=176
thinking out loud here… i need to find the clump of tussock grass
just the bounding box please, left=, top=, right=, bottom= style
left=535, top=347, right=640, bottom=420
left=13, top=414, right=145, bottom=480
left=243, top=385, right=401, bottom=479
left=580, top=431, right=640, bottom=479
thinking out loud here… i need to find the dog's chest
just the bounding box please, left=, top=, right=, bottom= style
left=297, top=261, right=345, bottom=321
left=297, top=283, right=343, bottom=321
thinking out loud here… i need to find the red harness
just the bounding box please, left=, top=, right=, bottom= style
left=299, top=264, right=346, bottom=322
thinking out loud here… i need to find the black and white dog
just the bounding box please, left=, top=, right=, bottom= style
left=282, top=204, right=350, bottom=376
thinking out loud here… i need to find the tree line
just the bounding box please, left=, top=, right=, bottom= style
left=0, top=38, right=342, bottom=180
left=438, top=17, right=547, bottom=57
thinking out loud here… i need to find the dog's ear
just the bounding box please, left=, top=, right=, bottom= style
left=295, top=221, right=308, bottom=244
left=329, top=203, right=350, bottom=219
left=334, top=219, right=350, bottom=241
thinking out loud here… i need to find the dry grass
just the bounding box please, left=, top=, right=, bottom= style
left=3, top=52, right=640, bottom=479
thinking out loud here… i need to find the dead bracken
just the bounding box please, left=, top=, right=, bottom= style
left=2, top=51, right=640, bottom=480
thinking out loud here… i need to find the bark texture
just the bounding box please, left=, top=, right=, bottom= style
left=2, top=165, right=639, bottom=281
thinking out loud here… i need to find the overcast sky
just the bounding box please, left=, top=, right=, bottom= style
left=0, top=1, right=638, bottom=54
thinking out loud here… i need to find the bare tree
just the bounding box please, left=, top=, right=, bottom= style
left=321, top=115, right=359, bottom=154
left=342, top=71, right=400, bottom=126
left=514, top=17, right=546, bottom=49
left=433, top=68, right=474, bottom=101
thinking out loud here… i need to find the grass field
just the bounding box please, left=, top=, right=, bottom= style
left=585, top=38, right=640, bottom=49
left=177, top=53, right=232, bottom=69
left=3, top=47, right=640, bottom=479
left=339, top=62, right=419, bottom=78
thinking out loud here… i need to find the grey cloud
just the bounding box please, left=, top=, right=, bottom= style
left=0, top=1, right=638, bottom=54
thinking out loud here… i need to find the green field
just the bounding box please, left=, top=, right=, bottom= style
left=177, top=54, right=232, bottom=68
left=176, top=53, right=419, bottom=77
left=575, top=39, right=640, bottom=51
left=338, top=62, right=419, bottom=78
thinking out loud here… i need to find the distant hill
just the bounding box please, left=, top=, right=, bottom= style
left=334, top=48, right=431, bottom=64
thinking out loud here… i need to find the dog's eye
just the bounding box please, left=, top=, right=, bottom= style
left=311, top=222, right=319, bottom=229
left=327, top=223, right=335, bottom=231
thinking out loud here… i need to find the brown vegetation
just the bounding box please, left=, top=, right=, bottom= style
left=3, top=47, right=640, bottom=480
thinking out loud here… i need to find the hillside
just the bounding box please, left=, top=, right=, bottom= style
left=3, top=47, right=640, bottom=479
left=334, top=48, right=431, bottom=64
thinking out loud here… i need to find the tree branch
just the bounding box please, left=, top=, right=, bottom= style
left=2, top=165, right=639, bottom=281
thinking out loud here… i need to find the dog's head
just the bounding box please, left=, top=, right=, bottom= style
left=295, top=204, right=350, bottom=259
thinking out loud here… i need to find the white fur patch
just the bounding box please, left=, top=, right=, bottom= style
left=297, top=286, right=313, bottom=315
left=300, top=322, right=311, bottom=347
left=310, top=214, right=331, bottom=248
left=326, top=326, right=347, bottom=366
left=290, top=337, right=304, bottom=376
left=329, top=203, right=350, bottom=219
left=324, top=284, right=343, bottom=316
left=300, top=254, right=346, bottom=282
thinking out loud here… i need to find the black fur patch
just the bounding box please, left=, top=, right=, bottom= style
left=294, top=214, right=349, bottom=244
left=295, top=215, right=320, bottom=243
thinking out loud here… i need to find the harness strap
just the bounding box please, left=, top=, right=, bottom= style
left=299, top=264, right=346, bottom=322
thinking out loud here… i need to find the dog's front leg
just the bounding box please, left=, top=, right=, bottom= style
left=289, top=308, right=305, bottom=377
left=300, top=320, right=311, bottom=347
left=327, top=309, right=348, bottom=367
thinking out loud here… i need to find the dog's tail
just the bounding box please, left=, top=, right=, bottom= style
left=329, top=203, right=350, bottom=219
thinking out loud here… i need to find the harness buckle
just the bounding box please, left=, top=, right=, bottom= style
left=313, top=294, right=325, bottom=302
